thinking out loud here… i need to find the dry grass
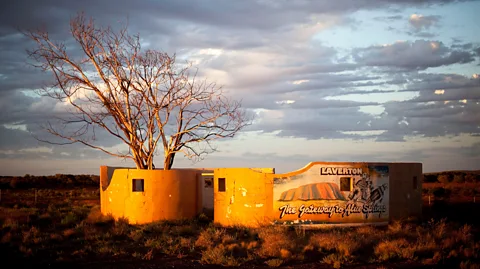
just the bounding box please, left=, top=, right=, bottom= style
left=1, top=188, right=480, bottom=268
left=257, top=226, right=294, bottom=258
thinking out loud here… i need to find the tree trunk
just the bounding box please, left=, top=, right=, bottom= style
left=164, top=153, right=176, bottom=170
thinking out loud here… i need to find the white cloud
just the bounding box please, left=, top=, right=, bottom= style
left=341, top=130, right=386, bottom=136
left=198, top=48, right=224, bottom=56
left=3, top=124, right=28, bottom=132
left=292, top=80, right=310, bottom=85
left=408, top=14, right=440, bottom=31
left=275, top=100, right=296, bottom=105
left=19, top=147, right=53, bottom=154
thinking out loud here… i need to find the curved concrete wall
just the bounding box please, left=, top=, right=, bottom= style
left=100, top=166, right=201, bottom=224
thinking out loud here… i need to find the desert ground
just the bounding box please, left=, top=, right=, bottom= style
left=1, top=171, right=479, bottom=268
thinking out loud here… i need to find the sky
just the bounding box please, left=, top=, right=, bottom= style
left=0, top=0, right=479, bottom=176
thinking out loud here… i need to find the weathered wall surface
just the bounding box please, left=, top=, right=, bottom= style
left=388, top=163, right=423, bottom=220
left=100, top=162, right=421, bottom=226
left=269, top=162, right=390, bottom=225
left=213, top=162, right=422, bottom=227
left=100, top=166, right=202, bottom=224
left=213, top=168, right=274, bottom=227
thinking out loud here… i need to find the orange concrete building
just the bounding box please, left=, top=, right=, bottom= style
left=99, top=166, right=273, bottom=224
left=100, top=162, right=421, bottom=227
left=213, top=162, right=422, bottom=227
left=100, top=166, right=212, bottom=224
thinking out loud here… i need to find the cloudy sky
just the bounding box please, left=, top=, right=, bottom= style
left=0, top=0, right=479, bottom=176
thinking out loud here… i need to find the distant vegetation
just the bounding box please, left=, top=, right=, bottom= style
left=422, top=171, right=480, bottom=202
left=2, top=170, right=478, bottom=190
left=423, top=170, right=480, bottom=184
left=0, top=174, right=99, bottom=190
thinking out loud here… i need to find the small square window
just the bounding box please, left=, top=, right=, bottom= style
left=204, top=177, right=213, bottom=188
left=340, top=177, right=351, bottom=191
left=413, top=176, right=418, bottom=190
left=132, top=179, right=144, bottom=192
left=218, top=178, right=226, bottom=192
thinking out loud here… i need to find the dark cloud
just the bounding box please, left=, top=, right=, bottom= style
left=329, top=89, right=397, bottom=97
left=0, top=125, right=39, bottom=151
left=0, top=0, right=479, bottom=165
left=368, top=96, right=480, bottom=141
left=279, top=74, right=383, bottom=94
left=451, top=43, right=474, bottom=50
left=0, top=1, right=466, bottom=36
left=399, top=72, right=480, bottom=93
left=475, top=47, right=480, bottom=57
left=375, top=15, right=404, bottom=21
left=408, top=31, right=437, bottom=38
left=245, top=71, right=480, bottom=142
left=0, top=34, right=52, bottom=94
left=353, top=40, right=476, bottom=70
left=0, top=90, right=127, bottom=156
left=247, top=105, right=379, bottom=140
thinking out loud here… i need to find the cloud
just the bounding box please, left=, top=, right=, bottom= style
left=408, top=14, right=440, bottom=31
left=399, top=72, right=480, bottom=94
left=375, top=15, right=404, bottom=22
left=248, top=104, right=380, bottom=140
left=376, top=100, right=480, bottom=139
left=360, top=72, right=480, bottom=141
left=353, top=40, right=476, bottom=71
left=246, top=69, right=480, bottom=142
left=0, top=0, right=478, bottom=171
left=474, top=46, right=480, bottom=57
left=0, top=1, right=464, bottom=35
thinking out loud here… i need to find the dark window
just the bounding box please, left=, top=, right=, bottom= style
left=340, top=177, right=351, bottom=191
left=204, top=177, right=213, bottom=188
left=413, top=176, right=417, bottom=190
left=218, top=178, right=226, bottom=192
left=132, top=179, right=144, bottom=192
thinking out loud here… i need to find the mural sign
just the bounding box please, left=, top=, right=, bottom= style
left=273, top=163, right=389, bottom=225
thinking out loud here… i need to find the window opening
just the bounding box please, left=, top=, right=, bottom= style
left=340, top=177, right=351, bottom=191
left=218, top=178, right=226, bottom=192
left=132, top=179, right=144, bottom=192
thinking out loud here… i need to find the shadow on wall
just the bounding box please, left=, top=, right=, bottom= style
left=100, top=166, right=212, bottom=224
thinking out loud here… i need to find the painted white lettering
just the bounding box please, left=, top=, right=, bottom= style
left=343, top=203, right=362, bottom=217
left=279, top=204, right=297, bottom=219
left=362, top=204, right=387, bottom=217
left=320, top=167, right=363, bottom=175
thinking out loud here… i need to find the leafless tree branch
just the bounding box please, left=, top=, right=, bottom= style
left=24, top=12, right=251, bottom=170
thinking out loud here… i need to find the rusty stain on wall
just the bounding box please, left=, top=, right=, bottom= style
left=213, top=162, right=422, bottom=228
left=100, top=166, right=205, bottom=224
left=99, top=163, right=420, bottom=228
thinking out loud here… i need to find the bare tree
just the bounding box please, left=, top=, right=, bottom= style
left=24, top=14, right=250, bottom=170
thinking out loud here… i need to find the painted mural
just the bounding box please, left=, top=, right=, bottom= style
left=273, top=164, right=389, bottom=225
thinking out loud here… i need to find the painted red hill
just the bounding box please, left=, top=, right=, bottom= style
left=278, top=182, right=346, bottom=201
